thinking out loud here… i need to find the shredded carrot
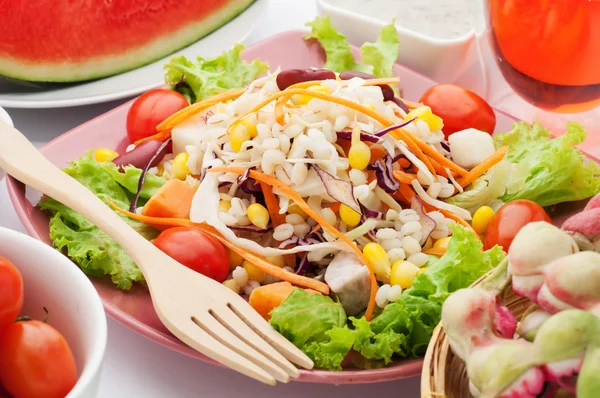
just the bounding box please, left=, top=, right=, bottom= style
left=328, top=202, right=341, bottom=213
left=157, top=88, right=248, bottom=131
left=413, top=139, right=468, bottom=176
left=457, top=146, right=509, bottom=188
left=398, top=158, right=411, bottom=169
left=260, top=182, right=295, bottom=268
left=397, top=183, right=416, bottom=202
left=390, top=129, right=437, bottom=175
left=400, top=98, right=423, bottom=110
left=423, top=247, right=447, bottom=256
left=274, top=96, right=287, bottom=125
left=436, top=208, right=480, bottom=240
left=310, top=224, right=322, bottom=234
left=133, top=131, right=171, bottom=146
left=109, top=202, right=329, bottom=294
left=209, top=167, right=379, bottom=321
left=367, top=175, right=377, bottom=185
left=286, top=77, right=401, bottom=91
left=430, top=159, right=459, bottom=178
left=392, top=170, right=418, bottom=184
left=369, top=144, right=387, bottom=164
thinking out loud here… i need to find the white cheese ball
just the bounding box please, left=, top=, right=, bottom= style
left=448, top=128, right=496, bottom=169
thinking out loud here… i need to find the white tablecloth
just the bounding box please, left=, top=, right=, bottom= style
left=0, top=0, right=420, bottom=396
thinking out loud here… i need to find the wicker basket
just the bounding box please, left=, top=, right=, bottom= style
left=420, top=274, right=534, bottom=397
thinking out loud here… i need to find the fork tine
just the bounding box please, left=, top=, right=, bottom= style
left=167, top=316, right=278, bottom=385
left=192, top=312, right=291, bottom=383
left=211, top=305, right=300, bottom=379
left=227, top=296, right=314, bottom=370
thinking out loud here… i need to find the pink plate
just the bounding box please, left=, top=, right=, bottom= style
left=6, top=30, right=599, bottom=384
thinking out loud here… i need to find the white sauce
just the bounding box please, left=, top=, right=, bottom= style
left=325, top=0, right=476, bottom=39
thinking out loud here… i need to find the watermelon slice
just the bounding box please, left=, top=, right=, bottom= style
left=0, top=0, right=256, bottom=82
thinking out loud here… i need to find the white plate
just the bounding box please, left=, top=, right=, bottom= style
left=0, top=0, right=267, bottom=109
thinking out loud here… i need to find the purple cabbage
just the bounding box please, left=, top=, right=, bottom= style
left=391, top=97, right=409, bottom=113
left=237, top=168, right=261, bottom=194
left=218, top=181, right=233, bottom=188
left=277, top=231, right=326, bottom=249
left=364, top=209, right=384, bottom=219
left=312, top=164, right=362, bottom=215
left=368, top=155, right=400, bottom=194
left=373, top=118, right=416, bottom=137
left=410, top=196, right=436, bottom=246
left=295, top=254, right=310, bottom=275
left=129, top=138, right=172, bottom=213
left=336, top=131, right=381, bottom=144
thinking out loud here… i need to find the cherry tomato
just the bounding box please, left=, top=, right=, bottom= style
left=0, top=320, right=77, bottom=398
left=154, top=227, right=229, bottom=282
left=126, top=89, right=189, bottom=143
left=0, top=257, right=23, bottom=332
left=419, top=84, right=496, bottom=139
left=484, top=200, right=552, bottom=251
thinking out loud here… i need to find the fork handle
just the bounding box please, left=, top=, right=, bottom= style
left=0, top=121, right=161, bottom=275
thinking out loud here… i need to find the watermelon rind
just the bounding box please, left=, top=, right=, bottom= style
left=0, top=0, right=256, bottom=83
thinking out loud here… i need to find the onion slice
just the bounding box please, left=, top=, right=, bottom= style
left=312, top=164, right=362, bottom=215
left=129, top=138, right=172, bottom=213
left=374, top=118, right=415, bottom=137
left=411, top=180, right=472, bottom=220
left=410, top=196, right=437, bottom=245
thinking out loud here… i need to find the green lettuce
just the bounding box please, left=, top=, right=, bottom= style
left=494, top=121, right=600, bottom=206
left=270, top=225, right=505, bottom=370
left=39, top=151, right=165, bottom=289
left=164, top=44, right=269, bottom=103
left=305, top=16, right=400, bottom=78
left=449, top=122, right=600, bottom=211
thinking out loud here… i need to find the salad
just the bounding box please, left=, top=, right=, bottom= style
left=38, top=16, right=600, bottom=371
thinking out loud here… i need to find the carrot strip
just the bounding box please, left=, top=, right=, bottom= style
left=398, top=158, right=411, bottom=169
left=457, top=146, right=509, bottom=188
left=390, top=129, right=437, bottom=176
left=399, top=98, right=422, bottom=110
left=430, top=159, right=459, bottom=178
left=423, top=247, right=447, bottom=256
left=436, top=208, right=481, bottom=240
left=133, top=131, right=171, bottom=146
left=157, top=88, right=247, bottom=131
left=392, top=170, right=417, bottom=184
left=260, top=182, right=295, bottom=268
left=310, top=224, right=322, bottom=234
left=109, top=203, right=329, bottom=294
left=209, top=167, right=379, bottom=320
left=414, top=140, right=468, bottom=176
left=328, top=202, right=341, bottom=213
left=274, top=96, right=287, bottom=125
left=367, top=175, right=377, bottom=185
left=286, top=77, right=401, bottom=91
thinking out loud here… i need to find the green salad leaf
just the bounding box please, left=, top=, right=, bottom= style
left=305, top=16, right=400, bottom=78
left=164, top=44, right=269, bottom=103
left=270, top=225, right=505, bottom=370
left=449, top=122, right=600, bottom=211
left=494, top=121, right=600, bottom=206
left=39, top=151, right=165, bottom=289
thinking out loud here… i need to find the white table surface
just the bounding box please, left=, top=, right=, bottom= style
left=0, top=0, right=421, bottom=397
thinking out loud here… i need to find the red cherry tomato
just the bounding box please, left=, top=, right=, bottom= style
left=153, top=227, right=229, bottom=282
left=0, top=320, right=78, bottom=398
left=484, top=200, right=552, bottom=252
left=126, top=89, right=189, bottom=143
left=419, top=84, right=496, bottom=139
left=0, top=257, right=23, bottom=332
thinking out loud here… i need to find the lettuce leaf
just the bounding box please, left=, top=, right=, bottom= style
left=494, top=121, right=600, bottom=206
left=39, top=151, right=165, bottom=289
left=305, top=16, right=400, bottom=78
left=164, top=44, right=269, bottom=103
left=271, top=225, right=505, bottom=370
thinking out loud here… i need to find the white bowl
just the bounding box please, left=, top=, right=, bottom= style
left=0, top=227, right=107, bottom=397
left=316, top=0, right=487, bottom=95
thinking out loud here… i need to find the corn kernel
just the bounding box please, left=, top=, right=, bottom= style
left=433, top=236, right=452, bottom=250
left=247, top=203, right=270, bottom=229
left=243, top=260, right=266, bottom=283
left=94, top=148, right=119, bottom=163
left=287, top=204, right=308, bottom=219
left=239, top=118, right=258, bottom=138
left=472, top=206, right=495, bottom=235
left=223, top=279, right=241, bottom=294
left=335, top=74, right=342, bottom=81
left=348, top=141, right=371, bottom=170
left=339, top=204, right=361, bottom=228
left=171, top=153, right=191, bottom=180
left=406, top=106, right=444, bottom=132
left=390, top=260, right=420, bottom=289
left=292, top=85, right=330, bottom=105
left=229, top=123, right=251, bottom=152
left=227, top=249, right=244, bottom=271
left=219, top=200, right=232, bottom=213
left=265, top=255, right=286, bottom=268
left=363, top=242, right=391, bottom=280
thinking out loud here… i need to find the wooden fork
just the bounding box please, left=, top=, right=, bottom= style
left=0, top=121, right=313, bottom=385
